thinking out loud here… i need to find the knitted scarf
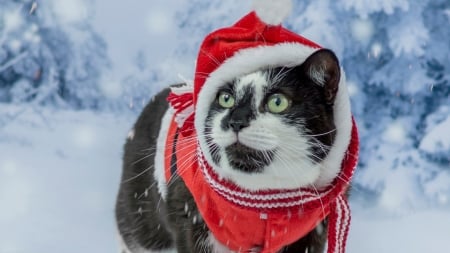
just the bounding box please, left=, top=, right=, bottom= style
left=166, top=91, right=359, bottom=253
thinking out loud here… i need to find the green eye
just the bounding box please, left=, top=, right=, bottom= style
left=217, top=91, right=235, bottom=108
left=267, top=94, right=290, bottom=113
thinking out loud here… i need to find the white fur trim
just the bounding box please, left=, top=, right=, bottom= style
left=194, top=42, right=352, bottom=190
left=252, top=0, right=292, bottom=25
left=154, top=108, right=175, bottom=200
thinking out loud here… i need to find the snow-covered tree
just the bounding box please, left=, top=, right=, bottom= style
left=0, top=0, right=108, bottom=109
left=335, top=0, right=450, bottom=210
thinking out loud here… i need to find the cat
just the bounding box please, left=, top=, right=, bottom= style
left=115, top=48, right=353, bottom=253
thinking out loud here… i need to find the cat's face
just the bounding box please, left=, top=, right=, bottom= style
left=197, top=49, right=343, bottom=190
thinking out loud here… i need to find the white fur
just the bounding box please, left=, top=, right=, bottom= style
left=118, top=233, right=133, bottom=253
left=238, top=124, right=279, bottom=151
left=207, top=73, right=321, bottom=190
left=127, top=128, right=135, bottom=141
left=309, top=65, right=327, bottom=86
left=207, top=232, right=233, bottom=253
left=118, top=232, right=176, bottom=253
left=252, top=0, right=292, bottom=25
left=207, top=232, right=263, bottom=253
left=194, top=43, right=352, bottom=190
left=210, top=110, right=237, bottom=148
left=154, top=108, right=175, bottom=200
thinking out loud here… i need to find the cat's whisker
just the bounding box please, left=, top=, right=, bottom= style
left=272, top=152, right=303, bottom=188
left=333, top=171, right=353, bottom=185
left=309, top=139, right=331, bottom=160
left=278, top=139, right=329, bottom=163
left=167, top=149, right=196, bottom=174
left=301, top=128, right=337, bottom=138
left=270, top=66, right=294, bottom=85
left=308, top=183, right=327, bottom=218
left=166, top=153, right=197, bottom=186
left=122, top=165, right=153, bottom=183
left=271, top=147, right=317, bottom=188
left=131, top=152, right=156, bottom=165
left=195, top=71, right=214, bottom=76
left=194, top=74, right=211, bottom=80
left=274, top=142, right=326, bottom=185
left=199, top=49, right=221, bottom=68
left=158, top=139, right=199, bottom=172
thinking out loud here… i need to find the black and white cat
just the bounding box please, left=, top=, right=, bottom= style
left=115, top=48, right=354, bottom=253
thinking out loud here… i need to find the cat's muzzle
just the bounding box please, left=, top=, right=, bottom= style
left=225, top=142, right=275, bottom=173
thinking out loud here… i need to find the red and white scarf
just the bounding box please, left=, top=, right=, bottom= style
left=163, top=96, right=359, bottom=252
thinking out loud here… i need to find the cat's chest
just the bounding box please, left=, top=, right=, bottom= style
left=160, top=116, right=332, bottom=253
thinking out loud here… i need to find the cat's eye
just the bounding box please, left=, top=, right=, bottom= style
left=217, top=91, right=235, bottom=108
left=267, top=94, right=290, bottom=113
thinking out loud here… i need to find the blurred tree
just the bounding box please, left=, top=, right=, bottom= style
left=0, top=0, right=109, bottom=109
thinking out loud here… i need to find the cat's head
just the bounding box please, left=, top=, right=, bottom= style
left=194, top=48, right=352, bottom=191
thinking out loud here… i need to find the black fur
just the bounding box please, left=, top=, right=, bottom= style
left=116, top=88, right=174, bottom=251
left=116, top=49, right=340, bottom=253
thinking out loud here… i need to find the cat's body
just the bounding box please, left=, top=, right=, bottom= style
left=116, top=49, right=354, bottom=253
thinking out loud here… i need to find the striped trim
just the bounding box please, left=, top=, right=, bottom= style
left=197, top=145, right=354, bottom=210
left=328, top=195, right=351, bottom=253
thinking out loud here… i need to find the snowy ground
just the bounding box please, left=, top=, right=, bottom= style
left=0, top=105, right=131, bottom=253
left=0, top=104, right=449, bottom=253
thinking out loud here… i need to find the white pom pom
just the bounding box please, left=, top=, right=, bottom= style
left=252, top=0, right=292, bottom=25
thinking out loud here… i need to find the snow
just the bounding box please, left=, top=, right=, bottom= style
left=382, top=120, right=407, bottom=144
left=388, top=10, right=429, bottom=57
left=0, top=104, right=449, bottom=252
left=377, top=167, right=423, bottom=214
left=0, top=105, right=131, bottom=253
left=348, top=205, right=450, bottom=252
left=99, top=78, right=123, bottom=99
left=91, top=0, right=180, bottom=81
left=51, top=0, right=89, bottom=24
left=445, top=9, right=450, bottom=21
left=3, top=10, right=23, bottom=32
left=420, top=115, right=450, bottom=153
left=350, top=18, right=374, bottom=45
left=8, top=39, right=22, bottom=53
left=423, top=171, right=450, bottom=206
left=2, top=0, right=450, bottom=252
left=145, top=7, right=176, bottom=35
left=370, top=42, right=383, bottom=58
left=340, top=0, right=410, bottom=18
left=346, top=81, right=359, bottom=97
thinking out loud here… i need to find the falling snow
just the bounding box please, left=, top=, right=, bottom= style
left=1, top=0, right=449, bottom=252
left=350, top=18, right=374, bottom=45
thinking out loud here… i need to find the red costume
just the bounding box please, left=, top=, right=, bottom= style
left=164, top=1, right=359, bottom=252
left=163, top=118, right=358, bottom=253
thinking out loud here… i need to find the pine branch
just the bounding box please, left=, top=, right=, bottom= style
left=31, top=67, right=66, bottom=108
left=0, top=51, right=29, bottom=73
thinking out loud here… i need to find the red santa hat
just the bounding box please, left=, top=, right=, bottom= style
left=168, top=0, right=353, bottom=186
left=168, top=0, right=326, bottom=134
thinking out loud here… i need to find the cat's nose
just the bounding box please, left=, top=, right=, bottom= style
left=229, top=119, right=249, bottom=132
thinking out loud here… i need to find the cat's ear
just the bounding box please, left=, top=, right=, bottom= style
left=302, top=49, right=341, bottom=105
